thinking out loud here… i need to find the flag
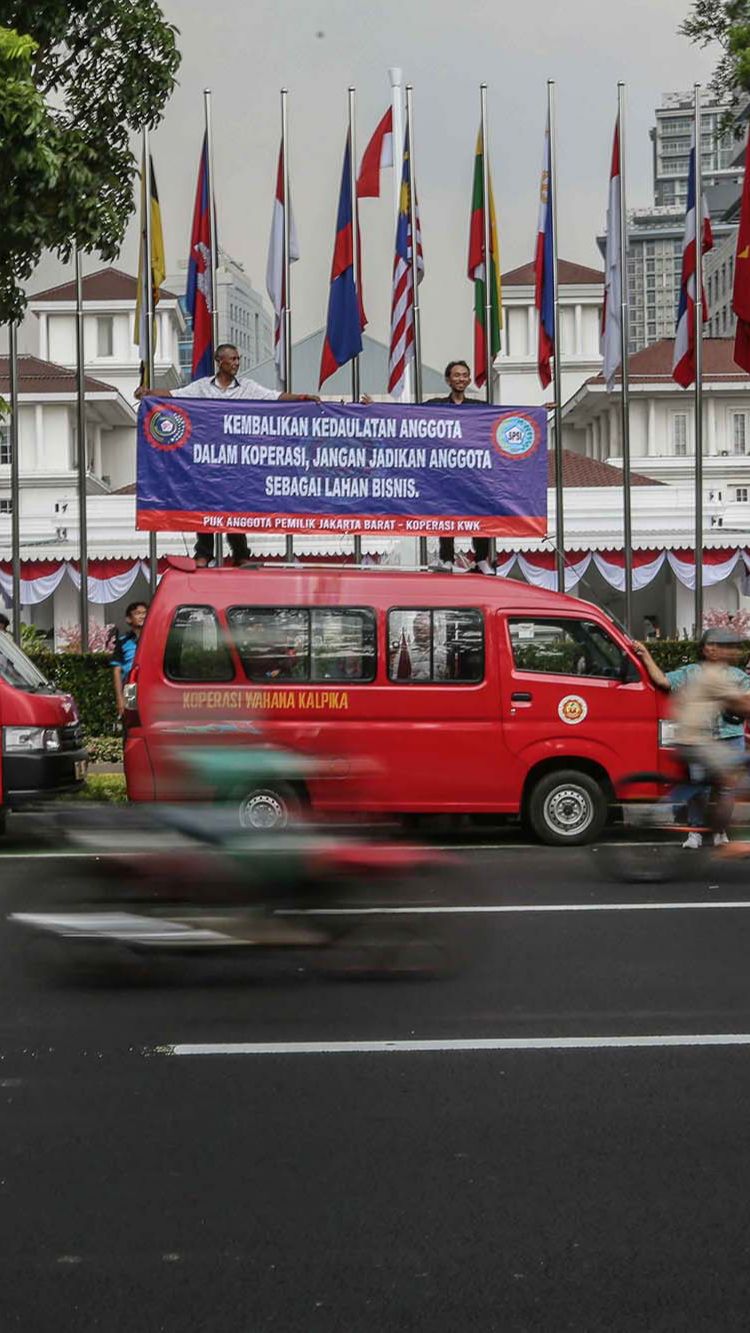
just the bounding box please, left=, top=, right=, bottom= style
left=266, top=142, right=299, bottom=386
left=357, top=108, right=393, bottom=198
left=601, top=119, right=623, bottom=391
left=673, top=128, right=713, bottom=389
left=319, top=134, right=365, bottom=388
left=534, top=114, right=555, bottom=390
left=186, top=133, right=215, bottom=381
left=396, top=629, right=412, bottom=679
left=467, top=128, right=502, bottom=389
left=733, top=125, right=750, bottom=373
left=388, top=120, right=424, bottom=398
left=134, top=152, right=166, bottom=382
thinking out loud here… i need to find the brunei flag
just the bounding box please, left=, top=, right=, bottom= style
left=467, top=130, right=501, bottom=389
left=135, top=152, right=166, bottom=386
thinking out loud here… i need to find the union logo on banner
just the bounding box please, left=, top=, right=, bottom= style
left=492, top=414, right=540, bottom=461
left=144, top=404, right=192, bottom=452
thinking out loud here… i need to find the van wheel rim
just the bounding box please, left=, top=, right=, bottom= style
left=239, top=793, right=288, bottom=831
left=544, top=786, right=593, bottom=837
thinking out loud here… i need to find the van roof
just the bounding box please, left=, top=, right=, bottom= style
left=154, top=560, right=605, bottom=618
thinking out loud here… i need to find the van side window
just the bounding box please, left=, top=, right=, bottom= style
left=164, top=606, right=234, bottom=682
left=508, top=618, right=630, bottom=680
left=388, top=609, right=484, bottom=683
left=227, top=607, right=376, bottom=683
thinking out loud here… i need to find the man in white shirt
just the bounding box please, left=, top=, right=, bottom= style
left=135, top=343, right=318, bottom=403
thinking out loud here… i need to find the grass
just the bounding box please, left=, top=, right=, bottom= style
left=72, top=773, right=128, bottom=803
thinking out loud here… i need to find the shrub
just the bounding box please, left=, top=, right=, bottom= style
left=84, top=734, right=123, bottom=764
left=29, top=651, right=118, bottom=737
left=645, top=639, right=750, bottom=671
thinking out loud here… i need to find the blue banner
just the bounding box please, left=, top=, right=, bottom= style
left=137, top=398, right=548, bottom=539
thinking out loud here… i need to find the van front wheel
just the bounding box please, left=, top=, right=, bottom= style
left=237, top=783, right=300, bottom=832
left=527, top=770, right=607, bottom=846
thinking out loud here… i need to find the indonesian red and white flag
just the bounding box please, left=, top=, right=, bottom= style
left=356, top=108, right=393, bottom=198
left=266, top=142, right=299, bottom=385
left=733, top=124, right=750, bottom=373
left=672, top=128, right=713, bottom=389
left=600, top=119, right=623, bottom=391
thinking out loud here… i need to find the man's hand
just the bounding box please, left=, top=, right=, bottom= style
left=631, top=640, right=650, bottom=659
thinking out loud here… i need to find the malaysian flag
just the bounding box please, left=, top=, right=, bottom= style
left=388, top=119, right=424, bottom=398
left=673, top=127, right=713, bottom=388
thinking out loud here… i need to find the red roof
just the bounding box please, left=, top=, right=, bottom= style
left=589, top=337, right=750, bottom=384
left=29, top=266, right=177, bottom=303
left=502, top=259, right=604, bottom=287
left=550, top=448, right=661, bottom=488
left=0, top=355, right=118, bottom=396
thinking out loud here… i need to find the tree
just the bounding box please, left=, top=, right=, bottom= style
left=0, top=2, right=180, bottom=324
left=681, top=1, right=750, bottom=106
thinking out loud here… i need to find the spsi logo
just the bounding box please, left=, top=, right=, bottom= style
left=558, top=694, right=588, bottom=726
left=144, top=405, right=192, bottom=452
left=493, top=414, right=539, bottom=460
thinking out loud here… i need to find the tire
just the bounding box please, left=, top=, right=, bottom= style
left=527, top=768, right=608, bottom=846
left=237, top=782, right=301, bottom=832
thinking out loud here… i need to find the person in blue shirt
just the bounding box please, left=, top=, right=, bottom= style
left=633, top=627, right=750, bottom=848
left=111, top=601, right=148, bottom=717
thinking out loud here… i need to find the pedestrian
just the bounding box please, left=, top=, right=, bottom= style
left=425, top=360, right=493, bottom=574
left=111, top=601, right=148, bottom=717
left=135, top=343, right=319, bottom=405
left=633, top=628, right=750, bottom=848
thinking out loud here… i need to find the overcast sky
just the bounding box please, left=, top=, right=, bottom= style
left=36, top=0, right=718, bottom=373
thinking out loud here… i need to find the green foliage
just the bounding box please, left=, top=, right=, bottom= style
left=84, top=733, right=123, bottom=764
left=0, top=3, right=180, bottom=322
left=645, top=638, right=750, bottom=669
left=19, top=622, right=50, bottom=654
left=72, top=773, right=127, bottom=803
left=681, top=1, right=750, bottom=106
left=29, top=650, right=118, bottom=736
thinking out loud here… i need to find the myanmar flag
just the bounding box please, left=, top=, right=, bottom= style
left=135, top=152, right=166, bottom=382
left=467, top=130, right=502, bottom=389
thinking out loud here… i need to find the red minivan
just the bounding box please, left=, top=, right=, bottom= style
left=0, top=633, right=88, bottom=829
left=123, top=559, right=675, bottom=844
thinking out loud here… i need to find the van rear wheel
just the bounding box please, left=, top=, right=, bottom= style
left=527, top=769, right=607, bottom=846
left=237, top=783, right=300, bottom=832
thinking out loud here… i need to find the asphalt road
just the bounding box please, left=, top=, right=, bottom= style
left=4, top=817, right=750, bottom=1330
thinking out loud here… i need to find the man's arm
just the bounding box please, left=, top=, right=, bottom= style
left=631, top=640, right=670, bottom=690
left=112, top=664, right=125, bottom=716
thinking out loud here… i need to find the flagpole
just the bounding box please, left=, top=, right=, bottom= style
left=74, top=250, right=89, bottom=653
left=694, top=83, right=704, bottom=636
left=389, top=67, right=411, bottom=403
left=203, top=89, right=220, bottom=352
left=281, top=87, right=294, bottom=566
left=548, top=80, right=565, bottom=593
left=480, top=83, right=497, bottom=569
left=405, top=84, right=426, bottom=567
left=348, top=87, right=363, bottom=564
left=617, top=83, right=633, bottom=633
left=8, top=323, right=20, bottom=645
left=142, top=129, right=159, bottom=598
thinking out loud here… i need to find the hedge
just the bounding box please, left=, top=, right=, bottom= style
left=30, top=652, right=118, bottom=737
left=645, top=639, right=750, bottom=672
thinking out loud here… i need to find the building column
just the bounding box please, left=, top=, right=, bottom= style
left=526, top=305, right=535, bottom=358
left=647, top=398, right=657, bottom=456
left=609, top=405, right=619, bottom=458
left=39, top=314, right=48, bottom=361
left=707, top=396, right=717, bottom=456
left=34, top=405, right=43, bottom=471
left=575, top=303, right=583, bottom=356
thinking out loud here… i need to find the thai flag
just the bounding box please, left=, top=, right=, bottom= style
left=673, top=130, right=713, bottom=388
left=266, top=142, right=299, bottom=386
left=186, top=134, right=214, bottom=381
left=388, top=122, right=424, bottom=398
left=357, top=108, right=393, bottom=198
left=319, top=134, right=365, bottom=389
left=534, top=114, right=555, bottom=390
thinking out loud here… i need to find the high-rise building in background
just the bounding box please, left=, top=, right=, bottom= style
left=165, top=248, right=273, bottom=382
left=651, top=92, right=737, bottom=211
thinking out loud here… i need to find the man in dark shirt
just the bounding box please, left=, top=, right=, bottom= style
left=111, top=601, right=148, bottom=716
left=426, top=360, right=493, bottom=574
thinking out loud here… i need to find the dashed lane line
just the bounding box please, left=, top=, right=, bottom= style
left=163, top=1034, right=750, bottom=1056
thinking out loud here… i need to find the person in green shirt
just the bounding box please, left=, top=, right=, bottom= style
left=633, top=628, right=750, bottom=848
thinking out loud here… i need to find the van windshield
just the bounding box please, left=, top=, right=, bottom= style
left=0, top=634, right=50, bottom=692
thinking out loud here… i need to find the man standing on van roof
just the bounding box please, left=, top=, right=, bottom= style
left=426, top=360, right=493, bottom=576
left=134, top=344, right=318, bottom=403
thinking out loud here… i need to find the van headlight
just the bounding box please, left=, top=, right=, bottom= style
left=658, top=719, right=678, bottom=748
left=3, top=727, right=61, bottom=753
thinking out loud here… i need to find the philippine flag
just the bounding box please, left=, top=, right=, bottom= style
left=186, top=134, right=214, bottom=381
left=356, top=108, right=393, bottom=198
left=673, top=129, right=713, bottom=389
left=319, top=133, right=365, bottom=388
left=534, top=114, right=555, bottom=390
left=266, top=142, right=299, bottom=386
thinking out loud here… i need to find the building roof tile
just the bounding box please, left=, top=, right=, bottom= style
left=29, top=266, right=177, bottom=303
left=588, top=337, right=750, bottom=384
left=0, top=355, right=117, bottom=396
left=550, top=448, right=661, bottom=487
left=502, top=258, right=604, bottom=286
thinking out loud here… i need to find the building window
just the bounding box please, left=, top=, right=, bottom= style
left=96, top=317, right=114, bottom=357
left=673, top=413, right=688, bottom=456
left=732, top=413, right=747, bottom=456
left=735, top=487, right=749, bottom=503
left=0, top=426, right=9, bottom=466
left=0, top=500, right=12, bottom=515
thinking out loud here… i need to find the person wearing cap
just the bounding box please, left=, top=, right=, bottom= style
left=633, top=628, right=750, bottom=849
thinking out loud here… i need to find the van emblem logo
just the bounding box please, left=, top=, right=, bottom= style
left=144, top=405, right=192, bottom=452
left=493, top=414, right=539, bottom=459
left=558, top=694, right=587, bottom=725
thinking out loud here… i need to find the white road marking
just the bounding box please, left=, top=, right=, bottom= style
left=281, top=901, right=750, bottom=916
left=164, top=1034, right=750, bottom=1056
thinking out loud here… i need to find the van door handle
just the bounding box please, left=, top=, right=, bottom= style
left=511, top=691, right=533, bottom=702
